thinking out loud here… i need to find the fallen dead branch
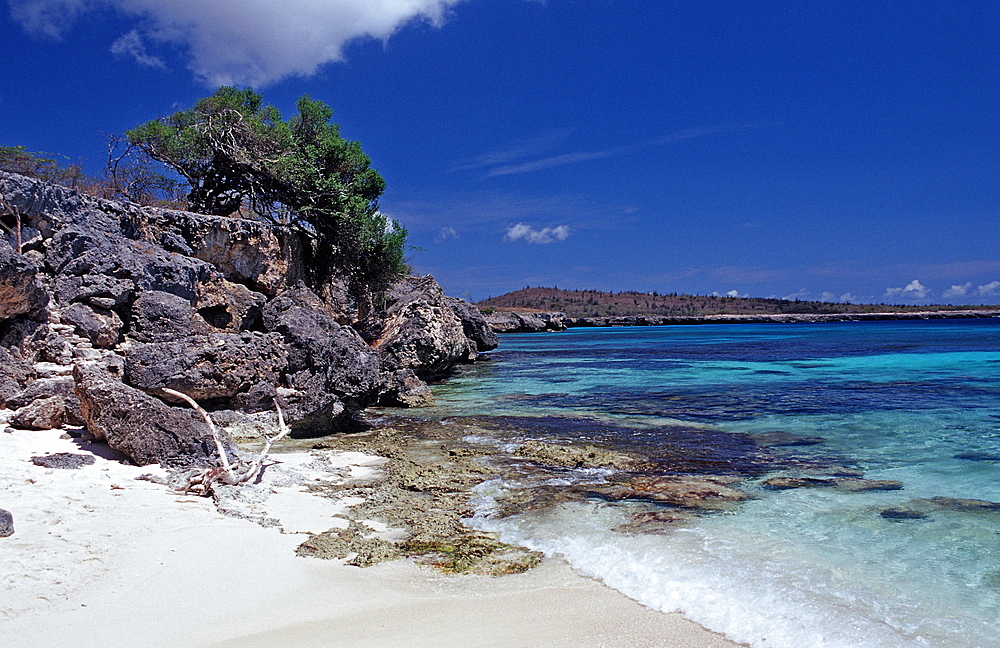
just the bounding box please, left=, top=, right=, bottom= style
left=163, top=388, right=292, bottom=495
left=0, top=197, right=23, bottom=253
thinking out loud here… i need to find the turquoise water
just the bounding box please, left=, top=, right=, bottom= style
left=432, top=320, right=1000, bottom=648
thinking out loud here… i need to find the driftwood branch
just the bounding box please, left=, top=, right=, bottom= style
left=164, top=388, right=292, bottom=495
left=0, top=197, right=23, bottom=254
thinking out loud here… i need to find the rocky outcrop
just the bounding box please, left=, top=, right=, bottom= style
left=483, top=311, right=568, bottom=333
left=445, top=296, right=499, bottom=351
left=0, top=245, right=47, bottom=321
left=0, top=171, right=493, bottom=463
left=367, top=275, right=477, bottom=380
left=74, top=364, right=218, bottom=466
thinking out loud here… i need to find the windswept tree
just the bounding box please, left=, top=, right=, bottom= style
left=125, top=87, right=406, bottom=312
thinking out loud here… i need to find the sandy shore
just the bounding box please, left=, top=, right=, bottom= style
left=0, top=421, right=741, bottom=648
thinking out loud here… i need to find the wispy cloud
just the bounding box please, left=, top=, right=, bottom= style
left=504, top=223, right=571, bottom=244
left=486, top=124, right=761, bottom=176
left=450, top=129, right=573, bottom=172
left=434, top=226, right=458, bottom=243
left=110, top=29, right=166, bottom=68
left=9, top=0, right=465, bottom=86
left=782, top=288, right=810, bottom=301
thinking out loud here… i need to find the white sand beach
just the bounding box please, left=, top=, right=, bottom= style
left=0, top=421, right=741, bottom=648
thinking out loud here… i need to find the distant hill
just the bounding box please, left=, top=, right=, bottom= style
left=477, top=287, right=985, bottom=318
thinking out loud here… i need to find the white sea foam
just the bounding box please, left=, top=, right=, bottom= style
left=472, top=498, right=999, bottom=648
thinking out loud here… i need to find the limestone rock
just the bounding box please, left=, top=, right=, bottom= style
left=0, top=246, right=47, bottom=321
left=483, top=311, right=568, bottom=333
left=0, top=347, right=34, bottom=407
left=262, top=286, right=381, bottom=432
left=30, top=452, right=96, bottom=469
left=378, top=369, right=435, bottom=408
left=195, top=279, right=266, bottom=332
left=11, top=395, right=66, bottom=430
left=124, top=332, right=288, bottom=403
left=445, top=296, right=499, bottom=351
left=74, top=364, right=220, bottom=466
left=762, top=476, right=903, bottom=491
left=59, top=302, right=122, bottom=348
left=372, top=276, right=476, bottom=379
left=5, top=376, right=83, bottom=424
left=0, top=508, right=13, bottom=538
left=513, top=440, right=651, bottom=471
left=127, top=291, right=211, bottom=343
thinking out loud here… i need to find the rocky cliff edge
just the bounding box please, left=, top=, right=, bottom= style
left=0, top=171, right=496, bottom=465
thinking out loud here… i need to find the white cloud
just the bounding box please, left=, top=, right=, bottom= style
left=110, top=29, right=166, bottom=68
left=9, top=0, right=465, bottom=85
left=943, top=282, right=972, bottom=298
left=885, top=279, right=930, bottom=300
left=504, top=223, right=571, bottom=244
left=725, top=289, right=739, bottom=298
left=782, top=288, right=809, bottom=301
left=839, top=292, right=857, bottom=303
left=434, top=226, right=458, bottom=243
left=977, top=281, right=1000, bottom=297
left=820, top=291, right=835, bottom=303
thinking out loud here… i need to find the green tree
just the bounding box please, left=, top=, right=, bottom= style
left=125, top=87, right=406, bottom=311
left=0, top=146, right=85, bottom=187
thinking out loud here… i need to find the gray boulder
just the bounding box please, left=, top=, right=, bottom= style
left=262, top=287, right=381, bottom=432
left=377, top=369, right=435, bottom=408
left=11, top=395, right=66, bottom=430
left=124, top=331, right=288, bottom=403
left=195, top=279, right=266, bottom=332
left=445, top=296, right=499, bottom=351
left=0, top=347, right=34, bottom=406
left=48, top=226, right=218, bottom=308
left=372, top=276, right=476, bottom=379
left=74, top=364, right=220, bottom=466
left=59, top=302, right=122, bottom=348
left=0, top=246, right=47, bottom=321
left=6, top=376, right=83, bottom=425
left=127, top=291, right=211, bottom=343
left=0, top=508, right=12, bottom=538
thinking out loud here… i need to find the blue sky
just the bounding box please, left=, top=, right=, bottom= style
left=2, top=1, right=999, bottom=304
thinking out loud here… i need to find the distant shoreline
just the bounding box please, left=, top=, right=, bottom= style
left=484, top=309, right=1000, bottom=333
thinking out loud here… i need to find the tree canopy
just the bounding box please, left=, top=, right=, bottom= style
left=125, top=87, right=406, bottom=308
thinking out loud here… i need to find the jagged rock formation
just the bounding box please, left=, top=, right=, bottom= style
left=483, top=310, right=569, bottom=333
left=0, top=171, right=492, bottom=464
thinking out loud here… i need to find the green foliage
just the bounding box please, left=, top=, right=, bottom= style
left=0, top=146, right=85, bottom=187
left=126, top=87, right=405, bottom=305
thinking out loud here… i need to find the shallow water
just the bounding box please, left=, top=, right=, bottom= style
left=430, top=320, right=1000, bottom=648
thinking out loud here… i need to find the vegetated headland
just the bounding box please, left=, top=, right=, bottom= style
left=477, top=287, right=1000, bottom=331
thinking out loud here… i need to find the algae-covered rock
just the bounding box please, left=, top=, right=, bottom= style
left=513, top=439, right=651, bottom=471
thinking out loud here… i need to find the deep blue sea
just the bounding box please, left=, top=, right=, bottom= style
left=430, top=319, right=1000, bottom=648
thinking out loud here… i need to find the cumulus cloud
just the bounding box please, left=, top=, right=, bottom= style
left=885, top=279, right=930, bottom=300
left=820, top=291, right=836, bottom=303
left=504, top=223, right=571, bottom=244
left=782, top=288, right=809, bottom=301
left=9, top=0, right=465, bottom=85
left=434, top=226, right=458, bottom=243
left=839, top=293, right=858, bottom=303
left=944, top=282, right=972, bottom=298
left=110, top=29, right=165, bottom=68
left=978, top=281, right=1000, bottom=297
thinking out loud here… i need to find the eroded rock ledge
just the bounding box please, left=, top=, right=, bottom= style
left=0, top=171, right=495, bottom=465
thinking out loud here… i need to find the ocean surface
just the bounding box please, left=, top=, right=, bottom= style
left=428, top=319, right=1000, bottom=648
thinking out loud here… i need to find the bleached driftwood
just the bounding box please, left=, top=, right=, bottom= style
left=163, top=388, right=292, bottom=495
